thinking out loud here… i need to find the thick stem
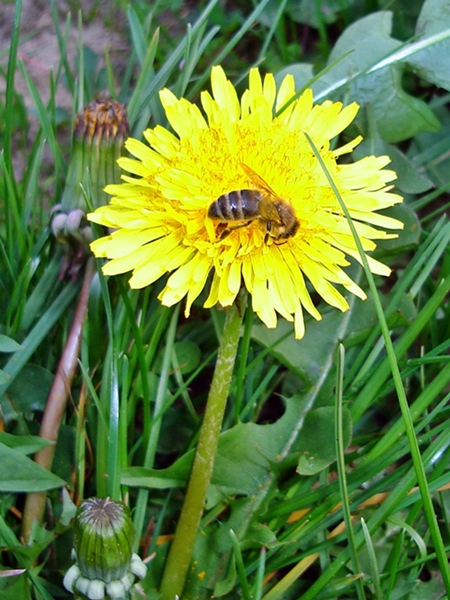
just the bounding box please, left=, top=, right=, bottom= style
left=22, top=258, right=96, bottom=542
left=160, top=297, right=245, bottom=600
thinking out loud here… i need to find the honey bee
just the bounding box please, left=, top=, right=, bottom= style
left=208, top=164, right=299, bottom=243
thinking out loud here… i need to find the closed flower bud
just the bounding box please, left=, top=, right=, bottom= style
left=51, top=97, right=129, bottom=279
left=63, top=497, right=147, bottom=600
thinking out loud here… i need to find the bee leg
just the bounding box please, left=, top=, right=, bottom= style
left=216, top=224, right=231, bottom=239
left=217, top=221, right=251, bottom=240
left=264, top=221, right=273, bottom=244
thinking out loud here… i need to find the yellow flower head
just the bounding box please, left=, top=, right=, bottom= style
left=88, top=66, right=403, bottom=339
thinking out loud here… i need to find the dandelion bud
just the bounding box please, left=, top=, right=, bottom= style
left=61, top=96, right=129, bottom=214
left=63, top=497, right=147, bottom=600
left=51, top=97, right=129, bottom=278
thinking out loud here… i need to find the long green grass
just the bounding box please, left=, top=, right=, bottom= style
left=1, top=0, right=450, bottom=598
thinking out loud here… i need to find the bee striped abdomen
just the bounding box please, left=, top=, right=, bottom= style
left=208, top=190, right=261, bottom=221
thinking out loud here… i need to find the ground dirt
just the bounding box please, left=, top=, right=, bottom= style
left=1, top=0, right=128, bottom=110
left=0, top=1, right=195, bottom=181
left=0, top=0, right=129, bottom=178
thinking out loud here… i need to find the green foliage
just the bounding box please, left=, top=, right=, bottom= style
left=1, top=0, right=450, bottom=598
left=0, top=444, right=65, bottom=492
left=410, top=0, right=450, bottom=90
left=296, top=406, right=352, bottom=475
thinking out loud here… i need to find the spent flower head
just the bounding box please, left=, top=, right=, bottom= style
left=88, top=67, right=403, bottom=338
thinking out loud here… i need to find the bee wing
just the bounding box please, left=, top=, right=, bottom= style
left=240, top=163, right=282, bottom=223
left=240, top=163, right=281, bottom=199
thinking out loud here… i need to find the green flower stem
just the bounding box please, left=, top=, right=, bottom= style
left=160, top=297, right=246, bottom=600
left=21, top=258, right=96, bottom=543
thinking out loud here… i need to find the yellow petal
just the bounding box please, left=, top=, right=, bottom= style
left=87, top=65, right=403, bottom=339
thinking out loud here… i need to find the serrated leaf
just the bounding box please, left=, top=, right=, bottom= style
left=0, top=335, right=22, bottom=353
left=322, top=12, right=440, bottom=142
left=131, top=302, right=353, bottom=598
left=122, top=395, right=313, bottom=497
left=409, top=0, right=450, bottom=92
left=0, top=443, right=65, bottom=492
left=297, top=406, right=352, bottom=475
left=59, top=488, right=78, bottom=527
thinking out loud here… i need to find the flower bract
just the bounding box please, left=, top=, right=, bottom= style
left=63, top=498, right=147, bottom=599
left=88, top=66, right=403, bottom=338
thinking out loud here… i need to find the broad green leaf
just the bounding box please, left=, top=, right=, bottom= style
left=389, top=293, right=417, bottom=327
left=297, top=406, right=352, bottom=475
left=323, top=12, right=440, bottom=142
left=286, top=0, right=354, bottom=27
left=383, top=145, right=433, bottom=195
left=375, top=203, right=421, bottom=252
left=408, top=576, right=448, bottom=599
left=154, top=341, right=201, bottom=375
left=355, top=137, right=433, bottom=195
left=0, top=335, right=22, bottom=353
left=409, top=0, right=450, bottom=92
left=0, top=443, right=65, bottom=492
left=0, top=571, right=29, bottom=598
left=212, top=554, right=237, bottom=598
left=408, top=100, right=450, bottom=188
left=174, top=340, right=201, bottom=375
left=186, top=498, right=278, bottom=599
left=52, top=424, right=76, bottom=483
left=0, top=432, right=53, bottom=455
left=0, top=364, right=53, bottom=423
left=251, top=307, right=354, bottom=384
left=209, top=398, right=310, bottom=498
left=0, top=280, right=79, bottom=400
left=275, top=62, right=315, bottom=90
left=121, top=465, right=188, bottom=489
left=343, top=292, right=416, bottom=348
left=184, top=497, right=278, bottom=599
left=0, top=371, right=10, bottom=386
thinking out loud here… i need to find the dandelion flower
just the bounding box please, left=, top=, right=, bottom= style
left=88, top=66, right=403, bottom=339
